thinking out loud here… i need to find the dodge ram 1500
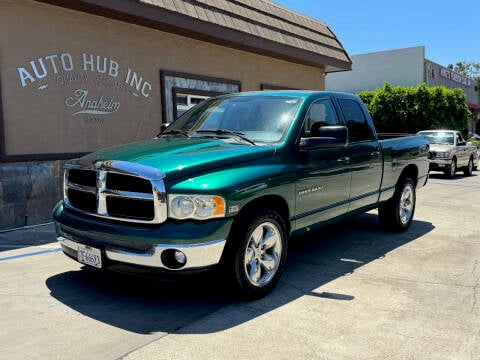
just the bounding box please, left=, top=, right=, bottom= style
left=53, top=91, right=429, bottom=298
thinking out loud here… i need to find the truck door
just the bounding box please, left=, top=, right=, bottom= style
left=295, top=98, right=351, bottom=230
left=455, top=132, right=468, bottom=167
left=337, top=98, right=383, bottom=211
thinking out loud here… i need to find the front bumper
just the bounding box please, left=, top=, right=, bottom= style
left=53, top=203, right=232, bottom=272
left=429, top=159, right=450, bottom=170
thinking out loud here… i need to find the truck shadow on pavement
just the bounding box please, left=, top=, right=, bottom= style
left=45, top=212, right=434, bottom=335
left=428, top=172, right=478, bottom=180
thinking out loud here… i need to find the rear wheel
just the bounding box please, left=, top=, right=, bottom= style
left=378, top=177, right=416, bottom=232
left=464, top=157, right=473, bottom=176
left=444, top=158, right=456, bottom=178
left=222, top=209, right=287, bottom=299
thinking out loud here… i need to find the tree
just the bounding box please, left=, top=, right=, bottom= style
left=447, top=61, right=480, bottom=81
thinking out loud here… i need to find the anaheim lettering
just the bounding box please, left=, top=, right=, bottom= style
left=65, top=89, right=120, bottom=115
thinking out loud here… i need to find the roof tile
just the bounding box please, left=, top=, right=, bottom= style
left=133, top=0, right=350, bottom=70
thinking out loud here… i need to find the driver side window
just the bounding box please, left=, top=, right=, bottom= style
left=304, top=99, right=341, bottom=137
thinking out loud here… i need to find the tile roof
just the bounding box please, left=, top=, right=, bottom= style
left=141, top=0, right=351, bottom=71
left=38, top=0, right=352, bottom=72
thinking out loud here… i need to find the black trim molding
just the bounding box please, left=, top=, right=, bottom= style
left=0, top=152, right=89, bottom=163
left=0, top=73, right=6, bottom=161
left=260, top=84, right=299, bottom=91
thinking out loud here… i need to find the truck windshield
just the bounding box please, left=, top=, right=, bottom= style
left=163, top=95, right=302, bottom=143
left=418, top=131, right=454, bottom=145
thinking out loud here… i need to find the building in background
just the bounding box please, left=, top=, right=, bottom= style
left=326, top=46, right=479, bottom=134
left=0, top=0, right=351, bottom=229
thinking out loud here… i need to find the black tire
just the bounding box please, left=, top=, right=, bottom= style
left=464, top=157, right=474, bottom=176
left=222, top=209, right=287, bottom=299
left=378, top=177, right=416, bottom=232
left=444, top=158, right=456, bottom=178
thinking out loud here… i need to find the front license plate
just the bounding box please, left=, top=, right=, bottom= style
left=77, top=244, right=102, bottom=269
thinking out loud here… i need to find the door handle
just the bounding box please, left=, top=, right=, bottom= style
left=337, top=157, right=350, bottom=163
left=370, top=151, right=380, bottom=158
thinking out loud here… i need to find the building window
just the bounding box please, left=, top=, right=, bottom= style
left=160, top=71, right=241, bottom=124
left=172, top=88, right=219, bottom=119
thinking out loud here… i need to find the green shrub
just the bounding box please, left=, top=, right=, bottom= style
left=358, top=82, right=471, bottom=133
left=467, top=138, right=480, bottom=148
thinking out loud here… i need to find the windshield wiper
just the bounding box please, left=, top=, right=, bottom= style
left=196, top=129, right=255, bottom=145
left=159, top=129, right=191, bottom=138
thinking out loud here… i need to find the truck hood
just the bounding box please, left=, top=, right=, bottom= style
left=80, top=136, right=276, bottom=180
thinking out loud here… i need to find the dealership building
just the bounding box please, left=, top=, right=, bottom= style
left=326, top=46, right=480, bottom=134
left=0, top=0, right=351, bottom=229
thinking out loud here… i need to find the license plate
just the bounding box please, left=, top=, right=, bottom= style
left=77, top=244, right=102, bottom=268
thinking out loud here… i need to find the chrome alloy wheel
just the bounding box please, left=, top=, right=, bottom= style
left=450, top=159, right=457, bottom=177
left=243, top=221, right=282, bottom=287
left=399, top=184, right=414, bottom=225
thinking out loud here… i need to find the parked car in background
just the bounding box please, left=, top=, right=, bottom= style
left=418, top=130, right=479, bottom=178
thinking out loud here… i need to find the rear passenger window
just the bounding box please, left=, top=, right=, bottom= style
left=304, top=99, right=341, bottom=137
left=338, top=99, right=372, bottom=143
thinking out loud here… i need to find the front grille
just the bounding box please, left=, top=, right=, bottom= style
left=106, top=173, right=152, bottom=193
left=106, top=197, right=154, bottom=220
left=68, top=169, right=97, bottom=187
left=67, top=188, right=96, bottom=213
left=63, top=162, right=166, bottom=224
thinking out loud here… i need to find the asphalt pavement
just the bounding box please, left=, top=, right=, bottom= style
left=1, top=173, right=479, bottom=360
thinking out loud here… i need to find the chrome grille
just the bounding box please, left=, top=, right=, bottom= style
left=63, top=160, right=167, bottom=224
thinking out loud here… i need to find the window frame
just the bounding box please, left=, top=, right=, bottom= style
left=337, top=98, right=374, bottom=143
left=302, top=97, right=344, bottom=138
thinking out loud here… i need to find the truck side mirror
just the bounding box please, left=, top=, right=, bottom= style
left=155, top=123, right=171, bottom=137
left=300, top=126, right=348, bottom=150
left=160, top=123, right=170, bottom=132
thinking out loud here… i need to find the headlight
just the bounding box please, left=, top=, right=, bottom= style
left=168, top=194, right=226, bottom=220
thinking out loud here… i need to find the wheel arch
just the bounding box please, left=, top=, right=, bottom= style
left=234, top=195, right=291, bottom=235
left=399, top=164, right=419, bottom=187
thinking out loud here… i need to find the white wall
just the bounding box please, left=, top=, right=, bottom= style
left=326, top=46, right=425, bottom=93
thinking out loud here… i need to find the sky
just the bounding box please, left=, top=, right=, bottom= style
left=273, top=0, right=478, bottom=67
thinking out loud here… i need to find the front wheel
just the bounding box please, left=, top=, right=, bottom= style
left=464, top=157, right=473, bottom=176
left=444, top=158, right=457, bottom=178
left=223, top=209, right=287, bottom=299
left=378, top=177, right=416, bottom=232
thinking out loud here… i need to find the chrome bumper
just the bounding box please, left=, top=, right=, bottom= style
left=57, top=236, right=226, bottom=270
left=429, top=159, right=450, bottom=167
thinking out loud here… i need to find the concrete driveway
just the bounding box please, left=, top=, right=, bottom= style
left=1, top=173, right=479, bottom=359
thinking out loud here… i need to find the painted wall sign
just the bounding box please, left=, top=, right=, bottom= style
left=439, top=67, right=471, bottom=87
left=17, top=52, right=152, bottom=95
left=65, top=89, right=120, bottom=115
left=16, top=52, right=153, bottom=119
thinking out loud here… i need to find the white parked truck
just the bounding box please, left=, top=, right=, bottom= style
left=418, top=130, right=479, bottom=178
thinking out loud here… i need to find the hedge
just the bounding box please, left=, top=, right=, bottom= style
left=358, top=83, right=471, bottom=134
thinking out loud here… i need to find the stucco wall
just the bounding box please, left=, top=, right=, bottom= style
left=0, top=0, right=326, bottom=229
left=326, top=46, right=425, bottom=93
left=0, top=0, right=324, bottom=157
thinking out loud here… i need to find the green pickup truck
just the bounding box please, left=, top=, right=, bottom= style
left=53, top=91, right=429, bottom=298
